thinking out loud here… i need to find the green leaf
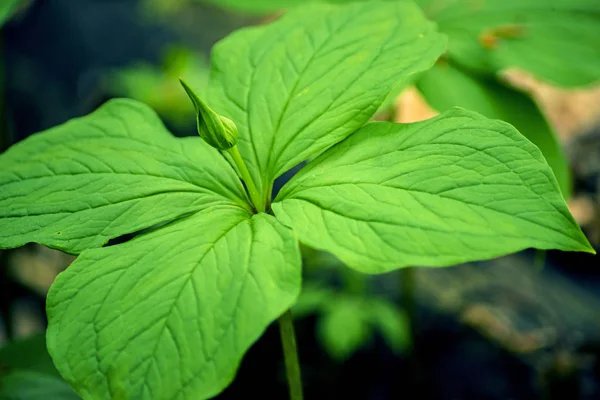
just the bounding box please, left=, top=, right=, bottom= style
left=417, top=61, right=571, bottom=197
left=0, top=0, right=24, bottom=27
left=0, top=99, right=249, bottom=254
left=209, top=1, right=446, bottom=201
left=417, top=0, right=600, bottom=86
left=368, top=299, right=411, bottom=354
left=46, top=207, right=301, bottom=400
left=317, top=297, right=371, bottom=361
left=273, top=108, right=594, bottom=273
left=0, top=371, right=79, bottom=400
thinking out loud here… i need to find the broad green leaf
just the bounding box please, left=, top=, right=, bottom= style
left=317, top=297, right=371, bottom=361
left=209, top=2, right=446, bottom=202
left=0, top=371, right=79, bottom=400
left=368, top=299, right=411, bottom=354
left=417, top=0, right=600, bottom=86
left=273, top=108, right=594, bottom=273
left=417, top=61, right=571, bottom=197
left=0, top=99, right=249, bottom=254
left=46, top=207, right=301, bottom=400
left=0, top=0, right=24, bottom=27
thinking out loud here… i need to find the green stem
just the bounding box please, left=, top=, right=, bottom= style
left=400, top=267, right=416, bottom=342
left=226, top=146, right=265, bottom=213
left=278, top=309, right=303, bottom=400
left=264, top=181, right=274, bottom=212
left=343, top=268, right=366, bottom=296
left=400, top=267, right=424, bottom=386
left=534, top=249, right=546, bottom=272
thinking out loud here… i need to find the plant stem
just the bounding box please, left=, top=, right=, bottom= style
left=534, top=249, right=546, bottom=272
left=400, top=267, right=424, bottom=388
left=400, top=267, right=416, bottom=343
left=278, top=309, right=303, bottom=400
left=0, top=255, right=15, bottom=341
left=226, top=146, right=265, bottom=213
left=343, top=267, right=366, bottom=296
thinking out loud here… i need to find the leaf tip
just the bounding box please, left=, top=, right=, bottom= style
left=584, top=244, right=597, bottom=255
left=573, top=229, right=597, bottom=255
left=570, top=237, right=596, bottom=255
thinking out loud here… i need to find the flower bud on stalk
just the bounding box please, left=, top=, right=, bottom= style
left=179, top=78, right=238, bottom=150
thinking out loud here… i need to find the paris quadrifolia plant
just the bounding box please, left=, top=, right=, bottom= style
left=0, top=2, right=595, bottom=399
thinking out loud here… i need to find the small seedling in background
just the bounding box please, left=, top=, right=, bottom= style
left=293, top=249, right=411, bottom=361
left=294, top=286, right=410, bottom=361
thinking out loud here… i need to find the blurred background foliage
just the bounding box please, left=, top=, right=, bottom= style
left=1, top=0, right=600, bottom=399
left=108, top=45, right=210, bottom=129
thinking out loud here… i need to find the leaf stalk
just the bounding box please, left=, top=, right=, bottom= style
left=278, top=309, right=304, bottom=400
left=226, top=146, right=265, bottom=213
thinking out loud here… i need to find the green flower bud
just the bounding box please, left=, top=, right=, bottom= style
left=179, top=78, right=238, bottom=150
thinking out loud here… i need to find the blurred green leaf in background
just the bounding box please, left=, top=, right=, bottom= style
left=0, top=371, right=78, bottom=400
left=0, top=0, right=27, bottom=28
left=108, top=46, right=209, bottom=129
left=416, top=0, right=600, bottom=87
left=0, top=334, right=77, bottom=399
left=0, top=335, right=58, bottom=377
